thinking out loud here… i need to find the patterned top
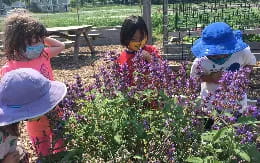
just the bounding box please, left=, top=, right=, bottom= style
left=190, top=47, right=256, bottom=111
left=0, top=48, right=54, bottom=80
left=0, top=130, right=17, bottom=159
left=191, top=47, right=256, bottom=99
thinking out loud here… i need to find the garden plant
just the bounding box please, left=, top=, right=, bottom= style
left=45, top=51, right=260, bottom=162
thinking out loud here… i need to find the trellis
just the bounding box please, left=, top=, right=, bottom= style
left=162, top=0, right=260, bottom=60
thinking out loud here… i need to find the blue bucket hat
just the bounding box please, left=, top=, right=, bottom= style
left=0, top=68, right=67, bottom=126
left=191, top=22, right=248, bottom=58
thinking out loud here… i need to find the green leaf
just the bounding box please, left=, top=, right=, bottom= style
left=235, top=117, right=260, bottom=125
left=213, top=127, right=228, bottom=142
left=223, top=112, right=232, bottom=117
left=204, top=156, right=223, bottom=163
left=235, top=149, right=251, bottom=162
left=211, top=110, right=218, bottom=117
left=61, top=150, right=78, bottom=162
left=237, top=116, right=256, bottom=123
left=201, top=131, right=217, bottom=142
left=163, top=102, right=171, bottom=111
left=240, top=144, right=260, bottom=162
left=215, top=149, right=223, bottom=153
left=186, top=157, right=203, bottom=163
left=133, top=155, right=143, bottom=160
left=114, top=133, right=122, bottom=144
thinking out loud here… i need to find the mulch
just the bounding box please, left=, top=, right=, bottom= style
left=1, top=45, right=126, bottom=162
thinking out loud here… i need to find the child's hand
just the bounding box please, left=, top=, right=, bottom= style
left=2, top=151, right=20, bottom=163
left=210, top=72, right=223, bottom=83
left=141, top=50, right=152, bottom=62
left=43, top=37, right=65, bottom=58
left=201, top=71, right=223, bottom=84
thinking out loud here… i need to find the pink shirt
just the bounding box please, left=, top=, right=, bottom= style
left=0, top=48, right=54, bottom=80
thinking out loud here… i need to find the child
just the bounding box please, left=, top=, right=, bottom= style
left=117, top=15, right=161, bottom=110
left=0, top=12, right=65, bottom=157
left=190, top=22, right=256, bottom=113
left=117, top=15, right=161, bottom=72
left=0, top=68, right=67, bottom=162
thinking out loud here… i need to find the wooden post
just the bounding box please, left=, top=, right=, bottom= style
left=143, top=0, right=152, bottom=44
left=73, top=32, right=80, bottom=63
left=163, top=0, right=168, bottom=48
left=0, top=0, right=3, bottom=15
left=83, top=31, right=95, bottom=58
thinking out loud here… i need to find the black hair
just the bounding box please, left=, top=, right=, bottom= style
left=120, top=15, right=148, bottom=46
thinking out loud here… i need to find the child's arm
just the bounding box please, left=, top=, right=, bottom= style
left=241, top=47, right=256, bottom=77
left=191, top=58, right=222, bottom=84
left=2, top=151, right=20, bottom=163
left=141, top=50, right=152, bottom=62
left=141, top=45, right=161, bottom=62
left=44, top=37, right=65, bottom=58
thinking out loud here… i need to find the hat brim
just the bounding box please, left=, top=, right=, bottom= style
left=191, top=30, right=248, bottom=58
left=0, top=81, right=67, bottom=126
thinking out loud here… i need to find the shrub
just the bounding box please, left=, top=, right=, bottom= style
left=50, top=51, right=260, bottom=162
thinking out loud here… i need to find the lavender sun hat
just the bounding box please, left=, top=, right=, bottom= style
left=191, top=22, right=248, bottom=58
left=0, top=68, right=67, bottom=126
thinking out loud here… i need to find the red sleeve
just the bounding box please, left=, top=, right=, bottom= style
left=117, top=51, right=128, bottom=65
left=117, top=50, right=135, bottom=67
left=143, top=45, right=161, bottom=58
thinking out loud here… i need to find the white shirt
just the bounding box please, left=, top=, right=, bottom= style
left=190, top=47, right=256, bottom=110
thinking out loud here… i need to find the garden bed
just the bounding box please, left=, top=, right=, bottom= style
left=0, top=45, right=259, bottom=162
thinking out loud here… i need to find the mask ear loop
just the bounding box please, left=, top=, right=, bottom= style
left=39, top=43, right=47, bottom=58
left=37, top=36, right=46, bottom=58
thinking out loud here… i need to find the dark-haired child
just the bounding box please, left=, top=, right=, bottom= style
left=117, top=15, right=161, bottom=74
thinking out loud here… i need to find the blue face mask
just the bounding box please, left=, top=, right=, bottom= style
left=23, top=43, right=44, bottom=59
left=208, top=55, right=232, bottom=65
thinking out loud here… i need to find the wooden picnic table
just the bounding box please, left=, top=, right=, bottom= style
left=47, top=25, right=95, bottom=62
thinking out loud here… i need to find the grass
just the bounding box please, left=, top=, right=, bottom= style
left=0, top=5, right=161, bottom=31
left=0, top=3, right=258, bottom=42
left=164, top=5, right=260, bottom=31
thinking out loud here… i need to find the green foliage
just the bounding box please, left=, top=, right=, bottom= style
left=152, top=11, right=163, bottom=35
left=182, top=36, right=199, bottom=44
left=64, top=89, right=260, bottom=162
left=65, top=90, right=203, bottom=161
left=243, top=34, right=260, bottom=42
left=58, top=61, right=260, bottom=162
left=190, top=117, right=260, bottom=162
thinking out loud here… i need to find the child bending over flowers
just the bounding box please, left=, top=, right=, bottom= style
left=190, top=22, right=256, bottom=113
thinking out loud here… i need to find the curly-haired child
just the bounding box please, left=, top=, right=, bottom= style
left=0, top=11, right=65, bottom=157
